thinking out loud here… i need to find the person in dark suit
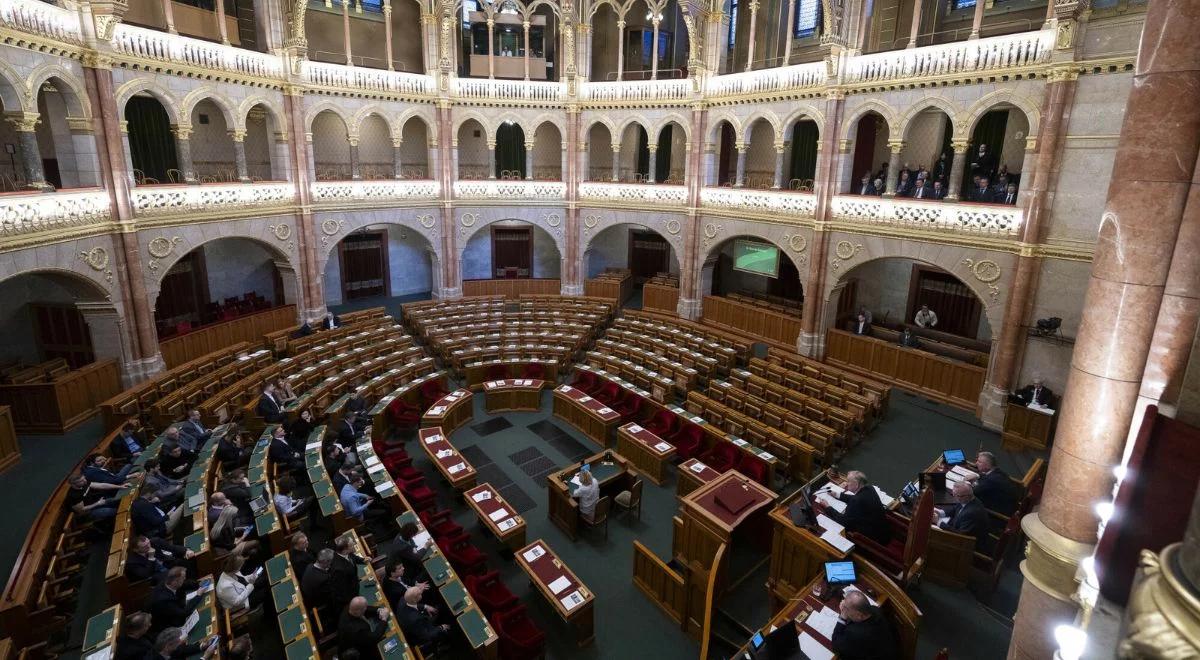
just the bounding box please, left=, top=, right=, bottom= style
left=972, top=452, right=1019, bottom=516
left=111, top=422, right=146, bottom=460
left=856, top=173, right=878, bottom=196
left=322, top=313, right=342, bottom=331
left=131, top=485, right=181, bottom=539
left=382, top=560, right=437, bottom=614
left=330, top=536, right=367, bottom=615
left=152, top=627, right=217, bottom=660
left=998, top=182, right=1018, bottom=205
left=831, top=591, right=898, bottom=660
left=179, top=410, right=212, bottom=448
left=396, top=587, right=451, bottom=651
left=287, top=409, right=316, bottom=452
left=158, top=443, right=193, bottom=478
left=970, top=143, right=996, bottom=180
left=290, top=532, right=317, bottom=581
left=301, top=550, right=336, bottom=614
left=337, top=597, right=390, bottom=657
left=935, top=481, right=991, bottom=552
left=895, top=171, right=914, bottom=197
left=971, top=176, right=995, bottom=203
left=256, top=383, right=285, bottom=424
left=216, top=431, right=249, bottom=468
left=268, top=425, right=304, bottom=474
left=336, top=412, right=362, bottom=447
left=117, top=611, right=214, bottom=660
left=83, top=454, right=134, bottom=485
left=850, top=313, right=872, bottom=337
left=825, top=471, right=892, bottom=545
left=127, top=535, right=194, bottom=583
left=1013, top=376, right=1054, bottom=407
left=930, top=180, right=946, bottom=200
left=391, top=522, right=435, bottom=579
left=146, top=568, right=198, bottom=635
left=911, top=178, right=933, bottom=200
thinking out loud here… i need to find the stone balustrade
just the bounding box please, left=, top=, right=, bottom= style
left=704, top=62, right=826, bottom=98
left=700, top=187, right=817, bottom=219
left=578, top=182, right=687, bottom=207
left=112, top=24, right=284, bottom=80
left=0, top=0, right=82, bottom=47
left=310, top=179, right=440, bottom=206
left=453, top=78, right=565, bottom=102
left=453, top=180, right=566, bottom=201
left=830, top=194, right=1023, bottom=234
left=0, top=189, right=111, bottom=238
left=303, top=60, right=437, bottom=96
left=131, top=182, right=295, bottom=218
left=579, top=78, right=693, bottom=103
left=842, top=29, right=1053, bottom=84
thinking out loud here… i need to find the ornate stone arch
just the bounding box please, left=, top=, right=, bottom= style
left=963, top=89, right=1042, bottom=138
left=0, top=263, right=117, bottom=305
left=525, top=0, right=562, bottom=19
left=699, top=227, right=809, bottom=282
left=706, top=111, right=741, bottom=144
left=313, top=210, right=443, bottom=279
left=115, top=80, right=182, bottom=124
left=180, top=88, right=238, bottom=128
left=780, top=103, right=826, bottom=139
left=654, top=112, right=692, bottom=143
left=739, top=110, right=782, bottom=145
left=838, top=99, right=900, bottom=142
left=615, top=116, right=652, bottom=143
left=897, top=96, right=965, bottom=140
left=236, top=95, right=286, bottom=133
left=453, top=110, right=495, bottom=143
left=397, top=107, right=437, bottom=141
left=0, top=60, right=26, bottom=112
left=579, top=215, right=685, bottom=263
left=304, top=100, right=352, bottom=133
left=587, top=0, right=623, bottom=20
left=494, top=111, right=533, bottom=139
left=350, top=105, right=396, bottom=137
left=27, top=64, right=91, bottom=119
left=455, top=210, right=567, bottom=270
left=583, top=117, right=618, bottom=143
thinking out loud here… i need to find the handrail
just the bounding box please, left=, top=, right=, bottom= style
left=580, top=78, right=693, bottom=102
left=843, top=28, right=1053, bottom=83
left=302, top=59, right=436, bottom=96
left=111, top=23, right=284, bottom=80
left=453, top=77, right=565, bottom=102
left=697, top=542, right=727, bottom=660
left=0, top=0, right=82, bottom=46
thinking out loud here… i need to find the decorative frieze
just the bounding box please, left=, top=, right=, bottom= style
left=830, top=195, right=1023, bottom=235
left=0, top=190, right=111, bottom=240
left=578, top=182, right=687, bottom=207
left=700, top=187, right=817, bottom=220
left=453, top=180, right=565, bottom=201
left=131, top=182, right=294, bottom=218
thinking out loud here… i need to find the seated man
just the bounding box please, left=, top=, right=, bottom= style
left=336, top=411, right=363, bottom=448
left=268, top=425, right=304, bottom=474
left=216, top=431, right=250, bottom=468
left=322, top=312, right=342, bottom=330
left=166, top=425, right=199, bottom=455
left=338, top=597, right=390, bottom=658
left=158, top=442, right=194, bottom=478
left=971, top=451, right=1019, bottom=516
left=152, top=627, right=217, bottom=660
left=824, top=470, right=892, bottom=545
left=126, top=534, right=194, bottom=584
left=131, top=484, right=183, bottom=539
left=142, top=458, right=185, bottom=506
left=146, top=567, right=199, bottom=634
left=898, top=328, right=921, bottom=349
left=1013, top=376, right=1055, bottom=408
left=831, top=590, right=898, bottom=660
left=110, top=422, right=145, bottom=460
left=339, top=474, right=376, bottom=523
left=178, top=409, right=212, bottom=448
left=850, top=313, right=872, bottom=336
left=396, top=586, right=451, bottom=651
left=82, top=453, right=135, bottom=485
left=934, top=481, right=991, bottom=552
left=301, top=549, right=336, bottom=614
left=66, top=473, right=122, bottom=525
left=289, top=532, right=317, bottom=582
left=913, top=304, right=938, bottom=329
left=273, top=475, right=310, bottom=520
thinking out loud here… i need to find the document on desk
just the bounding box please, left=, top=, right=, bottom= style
left=367, top=463, right=387, bottom=476
left=182, top=610, right=200, bottom=635
left=522, top=545, right=546, bottom=563
left=950, top=465, right=980, bottom=481
left=843, top=585, right=879, bottom=607
left=497, top=518, right=517, bottom=531
left=654, top=442, right=673, bottom=452
left=471, top=490, right=492, bottom=502
left=560, top=590, right=585, bottom=611
left=817, top=493, right=847, bottom=514
left=798, top=632, right=834, bottom=660
left=569, top=474, right=583, bottom=488
left=436, top=449, right=455, bottom=459
left=689, top=461, right=708, bottom=474
left=820, top=530, right=855, bottom=553
left=628, top=424, right=643, bottom=433
left=424, top=434, right=442, bottom=444
left=412, top=531, right=432, bottom=548
left=447, top=463, right=467, bottom=475
left=548, top=576, right=572, bottom=595
left=816, top=513, right=844, bottom=534
left=489, top=508, right=511, bottom=522
left=806, top=607, right=840, bottom=640
left=873, top=486, right=896, bottom=508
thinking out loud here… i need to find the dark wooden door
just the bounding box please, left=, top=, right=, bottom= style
left=628, top=230, right=669, bottom=279
left=32, top=304, right=94, bottom=368
left=492, top=226, right=532, bottom=278
left=340, top=232, right=389, bottom=299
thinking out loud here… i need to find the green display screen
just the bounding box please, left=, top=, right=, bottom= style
left=732, top=240, right=780, bottom=278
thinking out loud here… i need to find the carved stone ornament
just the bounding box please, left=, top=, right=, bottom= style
left=834, top=240, right=861, bottom=260
left=1056, top=19, right=1076, bottom=50
left=786, top=234, right=808, bottom=253
left=665, top=219, right=681, bottom=235
left=545, top=213, right=562, bottom=228
left=269, top=223, right=292, bottom=241
left=703, top=222, right=721, bottom=239
left=320, top=218, right=345, bottom=247
left=79, top=247, right=115, bottom=286
left=961, top=258, right=1001, bottom=283
left=584, top=214, right=600, bottom=229
left=460, top=213, right=478, bottom=228
left=419, top=214, right=437, bottom=229
left=1118, top=546, right=1200, bottom=659
left=147, top=236, right=181, bottom=259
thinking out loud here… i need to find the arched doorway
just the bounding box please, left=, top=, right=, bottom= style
left=901, top=107, right=954, bottom=198
left=188, top=98, right=237, bottom=182
left=964, top=103, right=1030, bottom=201
left=655, top=121, right=687, bottom=184
left=152, top=238, right=292, bottom=341
left=462, top=220, right=562, bottom=281
left=701, top=235, right=804, bottom=305
left=311, top=110, right=351, bottom=181
left=124, top=93, right=179, bottom=185
left=457, top=118, right=489, bottom=180
left=786, top=118, right=819, bottom=191
left=0, top=270, right=127, bottom=370
left=495, top=121, right=527, bottom=179
left=531, top=122, right=563, bottom=180
left=586, top=122, right=615, bottom=181
left=357, top=113, right=394, bottom=180
left=709, top=119, right=737, bottom=186
left=618, top=122, right=649, bottom=182
left=32, top=75, right=97, bottom=189
left=243, top=103, right=286, bottom=181
left=398, top=116, right=431, bottom=179
left=584, top=223, right=680, bottom=305
left=743, top=118, right=777, bottom=189
left=846, top=110, right=890, bottom=194
left=324, top=225, right=437, bottom=307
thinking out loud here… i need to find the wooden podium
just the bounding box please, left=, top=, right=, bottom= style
left=1001, top=403, right=1056, bottom=451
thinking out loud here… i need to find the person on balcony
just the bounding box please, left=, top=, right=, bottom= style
left=912, top=176, right=933, bottom=200
left=896, top=170, right=914, bottom=197
left=914, top=305, right=938, bottom=329
left=1000, top=183, right=1019, bottom=205
left=970, top=176, right=995, bottom=203
left=851, top=313, right=873, bottom=336
left=857, top=173, right=878, bottom=196
left=970, top=143, right=996, bottom=180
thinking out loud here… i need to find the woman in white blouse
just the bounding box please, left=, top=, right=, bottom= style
left=215, top=553, right=257, bottom=611
left=572, top=470, right=600, bottom=522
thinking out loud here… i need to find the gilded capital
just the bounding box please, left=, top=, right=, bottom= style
left=230, top=129, right=247, bottom=142
left=887, top=140, right=905, bottom=154
left=4, top=112, right=41, bottom=133
left=951, top=138, right=970, bottom=153
left=171, top=124, right=193, bottom=140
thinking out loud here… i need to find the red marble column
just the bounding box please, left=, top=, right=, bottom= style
left=438, top=104, right=460, bottom=297
left=677, top=106, right=708, bottom=319
left=282, top=92, right=321, bottom=320
left=799, top=94, right=844, bottom=356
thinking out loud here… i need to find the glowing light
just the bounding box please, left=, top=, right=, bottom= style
left=1054, top=625, right=1087, bottom=660
left=1094, top=501, right=1114, bottom=524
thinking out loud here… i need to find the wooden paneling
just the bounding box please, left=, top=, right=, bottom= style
left=642, top=284, right=680, bottom=315
left=0, top=360, right=122, bottom=434
left=631, top=541, right=688, bottom=625
left=825, top=329, right=985, bottom=411
left=158, top=305, right=297, bottom=369
left=461, top=278, right=562, bottom=299
left=701, top=295, right=803, bottom=348
left=583, top=275, right=632, bottom=302
left=0, top=407, right=18, bottom=472
left=1001, top=404, right=1056, bottom=451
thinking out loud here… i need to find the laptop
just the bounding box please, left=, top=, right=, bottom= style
left=942, top=448, right=966, bottom=465
left=824, top=560, right=857, bottom=587
left=248, top=495, right=270, bottom=515
left=750, top=620, right=806, bottom=660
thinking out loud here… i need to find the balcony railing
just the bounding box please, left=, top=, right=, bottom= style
left=579, top=78, right=693, bottom=103
left=0, top=0, right=82, bottom=46
left=453, top=78, right=564, bottom=103
left=131, top=182, right=295, bottom=218
left=112, top=24, right=284, bottom=80
left=311, top=179, right=440, bottom=205
left=830, top=194, right=1022, bottom=234
left=0, top=189, right=110, bottom=240
left=842, top=29, right=1054, bottom=84
left=303, top=60, right=437, bottom=96
left=704, top=62, right=826, bottom=98
left=454, top=180, right=565, bottom=201
left=700, top=187, right=816, bottom=219
left=578, top=182, right=687, bottom=206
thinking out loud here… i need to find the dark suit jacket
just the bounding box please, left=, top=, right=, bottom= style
left=301, top=565, right=334, bottom=612
left=971, top=187, right=994, bottom=203
left=147, top=584, right=196, bottom=634
left=216, top=436, right=248, bottom=467
left=179, top=420, right=211, bottom=446
left=322, top=316, right=342, bottom=330
left=269, top=438, right=301, bottom=469
left=831, top=486, right=892, bottom=545
left=975, top=469, right=1018, bottom=516
left=941, top=497, right=991, bottom=552
left=392, top=536, right=430, bottom=578
left=131, top=498, right=168, bottom=538
left=126, top=551, right=167, bottom=583
left=911, top=184, right=934, bottom=200
left=1015, top=384, right=1054, bottom=407
left=256, top=394, right=284, bottom=424
left=110, top=433, right=144, bottom=459
left=291, top=548, right=317, bottom=581
left=338, top=607, right=388, bottom=656
left=851, top=320, right=873, bottom=336
left=330, top=553, right=365, bottom=613
left=397, top=603, right=446, bottom=648
left=336, top=421, right=360, bottom=446
left=831, top=609, right=898, bottom=660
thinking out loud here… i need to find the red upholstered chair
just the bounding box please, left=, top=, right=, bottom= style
left=495, top=604, right=546, bottom=660
left=849, top=488, right=934, bottom=588
left=377, top=447, right=421, bottom=481
left=386, top=397, right=420, bottom=430
left=595, top=381, right=621, bottom=406
left=486, top=363, right=509, bottom=381
left=439, top=532, right=487, bottom=575
left=419, top=508, right=464, bottom=539
left=700, top=442, right=738, bottom=473
left=642, top=410, right=678, bottom=438
left=569, top=370, right=598, bottom=394
left=398, top=476, right=438, bottom=511
left=734, top=454, right=769, bottom=486
left=419, top=379, right=449, bottom=407
left=523, top=363, right=545, bottom=380
left=613, top=393, right=642, bottom=421
left=464, top=570, right=518, bottom=616
left=670, top=424, right=703, bottom=460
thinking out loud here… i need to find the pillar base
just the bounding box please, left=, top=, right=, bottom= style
left=123, top=354, right=166, bottom=386
left=797, top=331, right=825, bottom=358
left=978, top=384, right=1009, bottom=430
left=440, top=286, right=463, bottom=300
left=560, top=283, right=583, bottom=296
left=1120, top=544, right=1200, bottom=658
left=677, top=297, right=701, bottom=320
left=1008, top=512, right=1095, bottom=660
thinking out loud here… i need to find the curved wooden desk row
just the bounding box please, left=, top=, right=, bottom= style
left=707, top=381, right=843, bottom=461
left=264, top=306, right=390, bottom=355
left=741, top=359, right=878, bottom=428
left=426, top=320, right=593, bottom=342
left=443, top=335, right=584, bottom=365
left=448, top=345, right=575, bottom=374
left=433, top=329, right=590, bottom=355
left=280, top=344, right=425, bottom=406
left=700, top=295, right=805, bottom=350
left=611, top=316, right=741, bottom=368
left=367, top=371, right=449, bottom=440
left=619, top=310, right=752, bottom=357
left=410, top=309, right=607, bottom=335
left=148, top=349, right=275, bottom=427
left=320, top=357, right=438, bottom=421
left=604, top=327, right=725, bottom=375
left=684, top=391, right=816, bottom=481
left=592, top=339, right=702, bottom=392
left=584, top=272, right=633, bottom=303
left=765, top=347, right=892, bottom=416
left=463, top=359, right=559, bottom=389
left=866, top=323, right=990, bottom=367
left=0, top=359, right=123, bottom=435
left=731, top=365, right=868, bottom=431
left=159, top=305, right=298, bottom=369
left=582, top=351, right=679, bottom=401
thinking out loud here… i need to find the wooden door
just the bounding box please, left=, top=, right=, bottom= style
left=628, top=230, right=669, bottom=279
left=339, top=231, right=389, bottom=299
left=492, top=226, right=532, bottom=278
left=32, top=304, right=94, bottom=369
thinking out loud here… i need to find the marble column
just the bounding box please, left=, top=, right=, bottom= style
left=487, top=141, right=497, bottom=179
left=348, top=136, right=361, bottom=180
left=1008, top=1, right=1200, bottom=657
left=231, top=129, right=250, bottom=182
left=162, top=0, right=177, bottom=33
left=392, top=138, right=404, bottom=179
left=945, top=139, right=967, bottom=201
left=487, top=19, right=496, bottom=79
left=908, top=0, right=922, bottom=47
left=611, top=144, right=620, bottom=182
left=798, top=93, right=845, bottom=358
left=523, top=21, right=531, bottom=80
left=969, top=0, right=985, bottom=39
left=647, top=145, right=658, bottom=183
left=734, top=145, right=747, bottom=187
left=6, top=112, right=50, bottom=190
left=215, top=0, right=230, bottom=45
left=383, top=0, right=394, bottom=70
left=172, top=124, right=198, bottom=184
left=883, top=140, right=903, bottom=197
left=772, top=142, right=786, bottom=189
left=745, top=0, right=759, bottom=72
left=616, top=19, right=626, bottom=80
left=342, top=0, right=353, bottom=65
left=524, top=141, right=534, bottom=180
left=651, top=18, right=661, bottom=79
left=783, top=0, right=796, bottom=63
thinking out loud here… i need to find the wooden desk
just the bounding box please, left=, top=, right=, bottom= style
left=515, top=540, right=595, bottom=646
left=464, top=483, right=527, bottom=551
left=370, top=371, right=446, bottom=440
left=418, top=426, right=478, bottom=493
left=682, top=472, right=776, bottom=545
left=552, top=384, right=621, bottom=448
left=1001, top=402, right=1056, bottom=451
left=421, top=389, right=474, bottom=435
left=767, top=486, right=852, bottom=601
left=464, top=358, right=559, bottom=388
left=546, top=451, right=636, bottom=540
left=616, top=422, right=675, bottom=486
left=677, top=458, right=722, bottom=498
left=482, top=379, right=545, bottom=413
left=0, top=407, right=19, bottom=472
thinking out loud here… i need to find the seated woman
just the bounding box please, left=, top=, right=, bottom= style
left=571, top=470, right=600, bottom=523
left=275, top=377, right=299, bottom=407
left=210, top=504, right=260, bottom=558
left=215, top=552, right=268, bottom=612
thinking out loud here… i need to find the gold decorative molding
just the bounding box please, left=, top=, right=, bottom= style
left=1119, top=545, right=1200, bottom=659
left=1019, top=512, right=1094, bottom=603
